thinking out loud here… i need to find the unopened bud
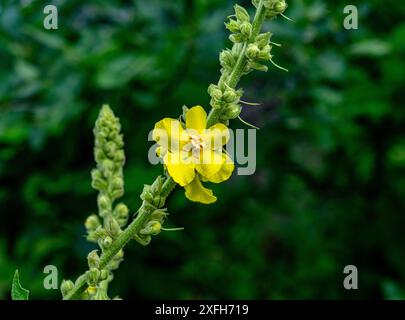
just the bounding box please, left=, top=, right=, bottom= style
left=247, top=43, right=260, bottom=59
left=97, top=194, right=111, bottom=212
left=229, top=33, right=245, bottom=43
left=105, top=215, right=121, bottom=238
left=102, top=236, right=113, bottom=248
left=115, top=249, right=124, bottom=260
left=274, top=0, right=287, bottom=13
left=87, top=268, right=101, bottom=285
left=256, top=32, right=272, bottom=49
left=85, top=214, right=101, bottom=231
left=240, top=21, right=252, bottom=38
left=223, top=104, right=242, bottom=120
left=101, top=159, right=114, bottom=177
left=100, top=269, right=109, bottom=281
left=87, top=250, right=100, bottom=269
left=225, top=19, right=239, bottom=33
left=219, top=50, right=235, bottom=70
left=223, top=89, right=238, bottom=103
left=61, top=280, right=74, bottom=297
left=140, top=220, right=162, bottom=236
left=114, top=203, right=129, bottom=219
left=234, top=4, right=250, bottom=22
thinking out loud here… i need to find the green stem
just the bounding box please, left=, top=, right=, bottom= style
left=64, top=175, right=174, bottom=300
left=65, top=0, right=268, bottom=300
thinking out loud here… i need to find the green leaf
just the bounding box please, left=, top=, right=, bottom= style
left=11, top=270, right=30, bottom=300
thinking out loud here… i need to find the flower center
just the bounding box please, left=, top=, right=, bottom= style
left=190, top=134, right=204, bottom=150
left=183, top=133, right=205, bottom=159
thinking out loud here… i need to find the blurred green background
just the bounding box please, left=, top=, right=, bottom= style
left=1, top=0, right=405, bottom=299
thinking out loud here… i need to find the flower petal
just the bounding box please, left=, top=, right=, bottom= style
left=206, top=153, right=234, bottom=183
left=152, top=118, right=188, bottom=152
left=204, top=123, right=230, bottom=149
left=186, top=106, right=207, bottom=133
left=164, top=151, right=195, bottom=186
left=195, top=149, right=224, bottom=178
left=184, top=175, right=217, bottom=204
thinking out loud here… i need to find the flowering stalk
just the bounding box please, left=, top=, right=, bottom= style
left=62, top=0, right=288, bottom=300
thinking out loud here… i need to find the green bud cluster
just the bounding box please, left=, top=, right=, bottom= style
left=79, top=105, right=129, bottom=298
left=91, top=104, right=125, bottom=204
left=209, top=0, right=288, bottom=123
left=246, top=32, right=274, bottom=72
left=225, top=5, right=252, bottom=43
left=252, top=0, right=287, bottom=19
left=60, top=279, right=75, bottom=298
left=133, top=176, right=169, bottom=246
left=208, top=84, right=242, bottom=110
left=208, top=84, right=243, bottom=122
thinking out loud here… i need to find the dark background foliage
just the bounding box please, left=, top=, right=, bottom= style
left=0, top=0, right=404, bottom=299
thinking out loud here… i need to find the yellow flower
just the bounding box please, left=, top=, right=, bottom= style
left=152, top=106, right=234, bottom=204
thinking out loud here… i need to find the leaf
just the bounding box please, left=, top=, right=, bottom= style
left=11, top=270, right=30, bottom=300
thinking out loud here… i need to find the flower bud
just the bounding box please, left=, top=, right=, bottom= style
left=94, top=149, right=106, bottom=164
left=114, top=203, right=129, bottom=219
left=100, top=269, right=109, bottom=281
left=249, top=61, right=269, bottom=72
left=91, top=169, right=107, bottom=190
left=225, top=19, right=239, bottom=33
left=246, top=43, right=260, bottom=59
left=223, top=89, right=238, bottom=103
left=240, top=21, right=252, bottom=38
left=234, top=4, right=250, bottom=22
left=105, top=141, right=116, bottom=158
left=210, top=98, right=223, bottom=110
left=209, top=86, right=223, bottom=101
left=141, top=185, right=154, bottom=202
left=61, top=280, right=74, bottom=297
left=87, top=268, right=101, bottom=285
left=105, top=215, right=121, bottom=238
left=101, top=159, right=114, bottom=177
left=255, top=32, right=272, bottom=49
left=97, top=194, right=111, bottom=212
left=111, top=176, right=124, bottom=190
left=219, top=50, right=235, bottom=70
left=115, top=203, right=129, bottom=227
left=229, top=33, right=245, bottom=43
left=114, top=150, right=125, bottom=167
left=274, top=0, right=287, bottom=13
left=151, top=208, right=168, bottom=220
left=258, top=50, right=272, bottom=61
left=223, top=104, right=242, bottom=120
left=85, top=214, right=101, bottom=231
left=102, top=236, right=113, bottom=248
left=115, top=249, right=124, bottom=260
left=111, top=188, right=124, bottom=201
left=140, top=220, right=162, bottom=236
left=87, top=250, right=100, bottom=269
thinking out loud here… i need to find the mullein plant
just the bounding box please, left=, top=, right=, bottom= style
left=12, top=0, right=289, bottom=300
